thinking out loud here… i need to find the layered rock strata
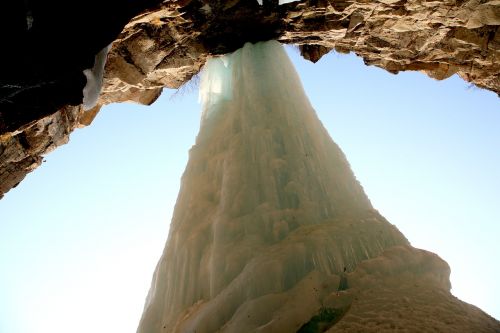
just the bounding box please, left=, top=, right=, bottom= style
left=1, top=0, right=499, bottom=197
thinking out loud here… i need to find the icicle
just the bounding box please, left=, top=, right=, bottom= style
left=256, top=0, right=301, bottom=5
left=279, top=0, right=300, bottom=4
left=199, top=55, right=233, bottom=119
left=82, top=44, right=111, bottom=111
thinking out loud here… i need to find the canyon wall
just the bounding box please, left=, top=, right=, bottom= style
left=1, top=0, right=498, bottom=196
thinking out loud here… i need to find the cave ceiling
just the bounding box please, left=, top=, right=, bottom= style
left=0, top=0, right=499, bottom=198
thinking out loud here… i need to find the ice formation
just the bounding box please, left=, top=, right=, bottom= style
left=82, top=44, right=111, bottom=110
left=256, top=0, right=300, bottom=5
left=278, top=0, right=300, bottom=4
left=137, top=41, right=500, bottom=333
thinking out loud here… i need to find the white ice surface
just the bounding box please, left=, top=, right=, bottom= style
left=199, top=55, right=232, bottom=119
left=137, top=40, right=499, bottom=333
left=256, top=0, right=301, bottom=5
left=279, top=0, right=300, bottom=4
left=82, top=44, right=111, bottom=111
left=137, top=41, right=410, bottom=333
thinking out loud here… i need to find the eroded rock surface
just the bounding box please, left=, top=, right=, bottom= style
left=0, top=106, right=80, bottom=199
left=1, top=0, right=499, bottom=197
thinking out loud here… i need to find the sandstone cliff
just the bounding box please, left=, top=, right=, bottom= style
left=1, top=0, right=499, bottom=197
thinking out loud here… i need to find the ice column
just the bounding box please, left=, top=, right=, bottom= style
left=137, top=40, right=408, bottom=333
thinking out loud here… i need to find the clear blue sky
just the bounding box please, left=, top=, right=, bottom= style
left=1, top=46, right=499, bottom=333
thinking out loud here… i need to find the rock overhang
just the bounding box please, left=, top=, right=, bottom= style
left=0, top=0, right=499, bottom=198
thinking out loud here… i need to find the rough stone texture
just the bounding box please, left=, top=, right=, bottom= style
left=0, top=105, right=81, bottom=199
left=0, top=0, right=162, bottom=198
left=105, top=0, right=500, bottom=97
left=1, top=0, right=499, bottom=197
left=0, top=0, right=161, bottom=133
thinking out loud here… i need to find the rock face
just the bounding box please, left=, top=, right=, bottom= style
left=136, top=41, right=499, bottom=333
left=1, top=0, right=499, bottom=198
left=0, top=0, right=161, bottom=198
left=0, top=105, right=80, bottom=199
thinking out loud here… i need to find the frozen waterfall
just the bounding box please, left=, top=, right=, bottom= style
left=137, top=40, right=409, bottom=333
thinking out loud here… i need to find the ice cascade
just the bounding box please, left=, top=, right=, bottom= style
left=137, top=41, right=411, bottom=333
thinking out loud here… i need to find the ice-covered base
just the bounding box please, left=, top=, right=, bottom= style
left=137, top=41, right=500, bottom=333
